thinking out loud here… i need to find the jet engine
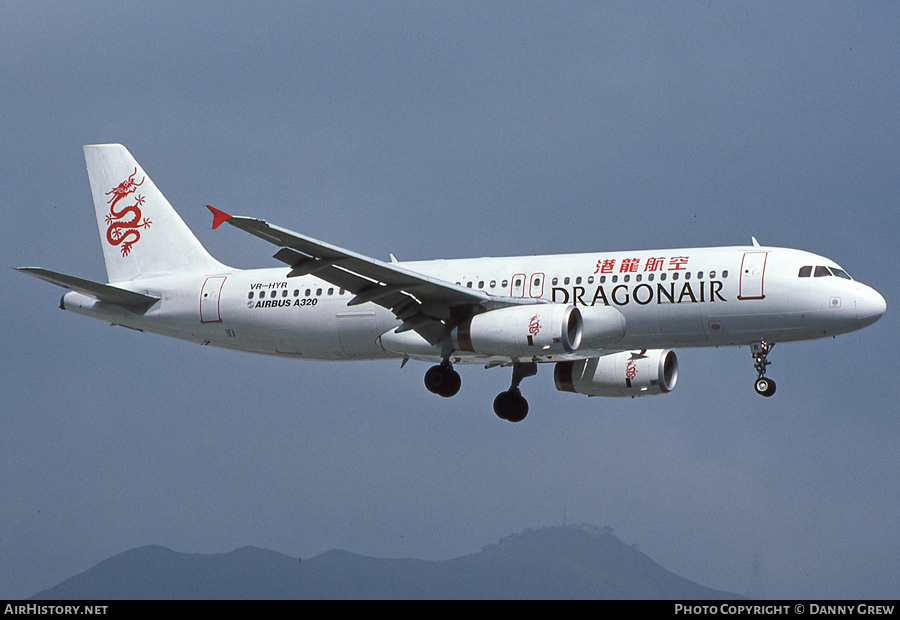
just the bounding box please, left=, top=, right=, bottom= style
left=455, top=304, right=583, bottom=357
left=554, top=349, right=678, bottom=397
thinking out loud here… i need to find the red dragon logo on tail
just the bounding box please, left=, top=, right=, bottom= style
left=105, top=168, right=151, bottom=256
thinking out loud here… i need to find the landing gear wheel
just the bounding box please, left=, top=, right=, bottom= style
left=754, top=377, right=776, bottom=397
left=493, top=388, right=528, bottom=423
left=440, top=369, right=461, bottom=398
left=750, top=341, right=777, bottom=398
left=424, top=364, right=461, bottom=398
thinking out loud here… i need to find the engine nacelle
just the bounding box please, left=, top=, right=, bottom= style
left=554, top=349, right=678, bottom=397
left=455, top=304, right=583, bottom=357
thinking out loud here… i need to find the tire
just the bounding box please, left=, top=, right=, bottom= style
left=425, top=365, right=461, bottom=398
left=493, top=389, right=528, bottom=422
left=754, top=377, right=776, bottom=397
left=438, top=369, right=461, bottom=398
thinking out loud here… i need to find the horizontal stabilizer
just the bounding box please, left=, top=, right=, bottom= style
left=16, top=267, right=159, bottom=311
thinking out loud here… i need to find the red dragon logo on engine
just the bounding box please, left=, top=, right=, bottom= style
left=105, top=168, right=151, bottom=256
left=528, top=314, right=542, bottom=336
left=625, top=359, right=637, bottom=388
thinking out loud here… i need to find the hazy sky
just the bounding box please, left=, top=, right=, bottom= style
left=2, top=2, right=898, bottom=599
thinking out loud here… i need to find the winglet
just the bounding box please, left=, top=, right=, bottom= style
left=207, top=205, right=233, bottom=230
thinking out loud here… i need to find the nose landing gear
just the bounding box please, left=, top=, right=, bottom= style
left=751, top=341, right=776, bottom=397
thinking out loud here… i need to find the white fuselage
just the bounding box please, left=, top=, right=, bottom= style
left=61, top=245, right=886, bottom=363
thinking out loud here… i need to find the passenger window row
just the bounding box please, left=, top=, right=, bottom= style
left=556, top=271, right=728, bottom=285
left=248, top=287, right=344, bottom=300
left=459, top=280, right=508, bottom=289
left=455, top=270, right=730, bottom=292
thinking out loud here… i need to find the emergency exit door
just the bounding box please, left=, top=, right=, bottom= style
left=200, top=276, right=227, bottom=322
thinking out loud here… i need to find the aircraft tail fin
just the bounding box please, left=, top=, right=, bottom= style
left=84, top=144, right=226, bottom=282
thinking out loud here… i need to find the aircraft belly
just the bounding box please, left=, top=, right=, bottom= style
left=706, top=310, right=806, bottom=341
left=653, top=298, right=705, bottom=343
left=289, top=303, right=343, bottom=359
left=618, top=302, right=662, bottom=343
left=335, top=309, right=389, bottom=358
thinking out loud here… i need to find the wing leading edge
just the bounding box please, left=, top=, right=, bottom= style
left=206, top=206, right=541, bottom=344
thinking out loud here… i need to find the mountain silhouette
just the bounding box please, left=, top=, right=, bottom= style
left=31, top=524, right=740, bottom=599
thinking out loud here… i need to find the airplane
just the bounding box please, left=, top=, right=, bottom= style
left=18, top=144, right=887, bottom=422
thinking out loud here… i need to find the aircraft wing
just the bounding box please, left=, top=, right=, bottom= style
left=207, top=206, right=539, bottom=344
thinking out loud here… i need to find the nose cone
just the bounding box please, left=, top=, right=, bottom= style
left=857, top=286, right=887, bottom=327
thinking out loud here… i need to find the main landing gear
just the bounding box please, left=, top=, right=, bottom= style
left=424, top=361, right=461, bottom=398
left=493, top=362, right=537, bottom=423
left=424, top=333, right=462, bottom=398
left=751, top=341, right=776, bottom=397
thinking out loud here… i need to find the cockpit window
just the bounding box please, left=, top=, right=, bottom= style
left=804, top=265, right=854, bottom=279
left=830, top=267, right=852, bottom=280
left=809, top=265, right=853, bottom=279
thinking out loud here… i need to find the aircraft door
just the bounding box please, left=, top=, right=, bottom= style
left=200, top=276, right=227, bottom=322
left=738, top=252, right=768, bottom=300
left=529, top=272, right=545, bottom=298
left=511, top=273, right=526, bottom=298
